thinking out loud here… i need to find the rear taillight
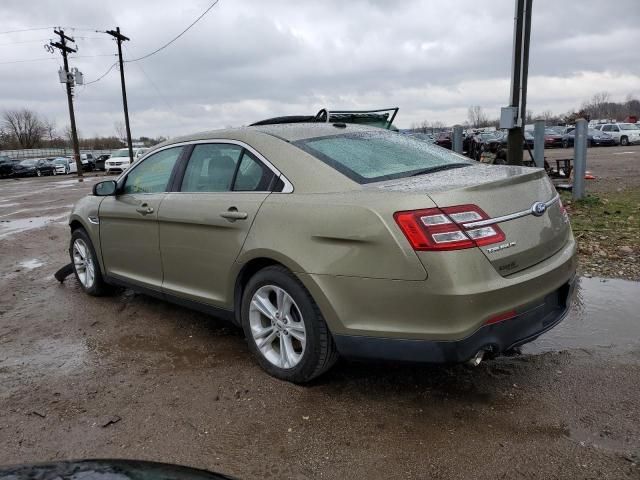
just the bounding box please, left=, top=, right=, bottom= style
left=394, top=204, right=505, bottom=251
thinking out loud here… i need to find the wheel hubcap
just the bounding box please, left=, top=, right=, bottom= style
left=72, top=239, right=95, bottom=288
left=249, top=285, right=306, bottom=369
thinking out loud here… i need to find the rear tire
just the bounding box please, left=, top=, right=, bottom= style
left=241, top=266, right=338, bottom=383
left=69, top=228, right=112, bottom=296
left=562, top=139, right=570, bottom=148
left=36, top=169, right=42, bottom=177
left=620, top=136, right=629, bottom=146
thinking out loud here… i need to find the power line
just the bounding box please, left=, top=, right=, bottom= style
left=0, top=57, right=57, bottom=65
left=124, top=0, right=220, bottom=62
left=83, top=61, right=118, bottom=85
left=0, top=26, right=54, bottom=35
left=0, top=38, right=49, bottom=47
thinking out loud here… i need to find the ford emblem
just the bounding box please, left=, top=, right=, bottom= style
left=531, top=201, right=547, bottom=217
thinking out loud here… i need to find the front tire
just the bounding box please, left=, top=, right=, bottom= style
left=36, top=169, right=42, bottom=177
left=620, top=136, right=629, bottom=146
left=69, top=229, right=111, bottom=296
left=241, top=266, right=338, bottom=383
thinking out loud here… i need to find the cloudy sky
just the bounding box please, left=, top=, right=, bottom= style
left=1, top=0, right=639, bottom=138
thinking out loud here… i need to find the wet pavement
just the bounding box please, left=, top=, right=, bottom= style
left=0, top=175, right=639, bottom=479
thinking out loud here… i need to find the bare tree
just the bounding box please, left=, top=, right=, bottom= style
left=63, top=125, right=81, bottom=148
left=2, top=109, right=46, bottom=148
left=42, top=118, right=57, bottom=142
left=467, top=106, right=488, bottom=128
left=114, top=121, right=126, bottom=142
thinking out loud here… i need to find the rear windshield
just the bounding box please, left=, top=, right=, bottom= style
left=293, top=131, right=470, bottom=184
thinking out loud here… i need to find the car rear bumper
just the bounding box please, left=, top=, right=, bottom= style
left=333, top=278, right=575, bottom=363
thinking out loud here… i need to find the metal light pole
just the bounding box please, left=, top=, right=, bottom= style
left=533, top=119, right=545, bottom=168
left=506, top=0, right=532, bottom=166
left=452, top=125, right=463, bottom=154
left=572, top=119, right=588, bottom=200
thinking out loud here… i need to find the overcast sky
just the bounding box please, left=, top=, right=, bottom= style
left=1, top=0, right=639, bottom=138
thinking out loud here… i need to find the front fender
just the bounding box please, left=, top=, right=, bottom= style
left=68, top=195, right=105, bottom=273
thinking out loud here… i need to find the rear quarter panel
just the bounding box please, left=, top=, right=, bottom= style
left=238, top=191, right=436, bottom=280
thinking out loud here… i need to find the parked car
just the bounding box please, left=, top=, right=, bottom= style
left=52, top=157, right=78, bottom=175
left=562, top=129, right=616, bottom=148
left=468, top=132, right=501, bottom=160
left=105, top=148, right=134, bottom=174
left=598, top=123, right=640, bottom=146
left=0, top=155, right=18, bottom=178
left=544, top=129, right=564, bottom=148
left=493, top=130, right=535, bottom=150
left=68, top=123, right=577, bottom=382
left=135, top=147, right=149, bottom=159
left=434, top=131, right=452, bottom=149
left=12, top=158, right=57, bottom=177
left=408, top=133, right=435, bottom=143
left=95, top=154, right=110, bottom=171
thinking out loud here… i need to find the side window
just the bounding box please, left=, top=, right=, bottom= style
left=122, top=146, right=183, bottom=194
left=602, top=125, right=611, bottom=132
left=233, top=151, right=275, bottom=191
left=181, top=144, right=243, bottom=192
left=611, top=125, right=620, bottom=132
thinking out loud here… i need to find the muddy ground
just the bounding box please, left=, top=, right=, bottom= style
left=1, top=151, right=639, bottom=479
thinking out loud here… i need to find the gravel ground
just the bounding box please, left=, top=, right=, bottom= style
left=0, top=163, right=639, bottom=479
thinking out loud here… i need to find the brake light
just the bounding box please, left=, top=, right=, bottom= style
left=394, top=204, right=505, bottom=251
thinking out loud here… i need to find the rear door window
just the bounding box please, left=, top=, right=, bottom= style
left=180, top=144, right=276, bottom=192
left=180, top=144, right=243, bottom=192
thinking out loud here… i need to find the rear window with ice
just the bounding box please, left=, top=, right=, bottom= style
left=293, top=130, right=470, bottom=184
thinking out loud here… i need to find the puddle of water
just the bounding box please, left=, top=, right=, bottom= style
left=0, top=214, right=68, bottom=239
left=524, top=277, right=640, bottom=354
left=19, top=259, right=44, bottom=270
left=0, top=338, right=88, bottom=376
left=0, top=204, right=74, bottom=219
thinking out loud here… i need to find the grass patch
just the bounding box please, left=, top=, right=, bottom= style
left=562, top=190, right=640, bottom=244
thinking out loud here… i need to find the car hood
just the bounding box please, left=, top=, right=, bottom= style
left=0, top=459, right=236, bottom=480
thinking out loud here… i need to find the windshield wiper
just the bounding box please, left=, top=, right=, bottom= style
left=410, top=163, right=469, bottom=177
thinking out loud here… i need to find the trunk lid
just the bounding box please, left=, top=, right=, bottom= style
left=370, top=164, right=571, bottom=275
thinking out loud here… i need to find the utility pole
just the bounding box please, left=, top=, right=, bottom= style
left=50, top=28, right=83, bottom=180
left=106, top=27, right=134, bottom=162
left=506, top=0, right=532, bottom=166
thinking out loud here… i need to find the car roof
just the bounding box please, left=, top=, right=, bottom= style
left=160, top=123, right=381, bottom=148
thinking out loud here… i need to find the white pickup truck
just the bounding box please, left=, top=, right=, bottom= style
left=596, top=123, right=640, bottom=146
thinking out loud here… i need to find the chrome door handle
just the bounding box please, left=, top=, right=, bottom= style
left=220, top=208, right=248, bottom=221
left=136, top=204, right=154, bottom=215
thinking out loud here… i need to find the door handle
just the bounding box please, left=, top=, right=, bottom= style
left=220, top=207, right=248, bottom=221
left=136, top=203, right=154, bottom=215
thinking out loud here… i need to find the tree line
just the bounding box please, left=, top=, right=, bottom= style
left=0, top=108, right=167, bottom=151
left=411, top=92, right=640, bottom=132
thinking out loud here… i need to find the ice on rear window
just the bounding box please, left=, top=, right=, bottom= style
left=294, top=131, right=470, bottom=184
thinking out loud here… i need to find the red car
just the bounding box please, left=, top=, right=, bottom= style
left=435, top=131, right=452, bottom=149
left=544, top=129, right=564, bottom=148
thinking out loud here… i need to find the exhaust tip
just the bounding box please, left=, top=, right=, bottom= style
left=466, top=350, right=485, bottom=367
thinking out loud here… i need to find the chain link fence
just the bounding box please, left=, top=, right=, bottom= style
left=0, top=148, right=112, bottom=160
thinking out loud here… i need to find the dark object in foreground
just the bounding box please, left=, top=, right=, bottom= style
left=0, top=459, right=237, bottom=480
left=54, top=263, right=74, bottom=283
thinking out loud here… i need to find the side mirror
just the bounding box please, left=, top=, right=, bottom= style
left=93, top=180, right=117, bottom=196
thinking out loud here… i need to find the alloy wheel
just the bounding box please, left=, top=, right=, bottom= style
left=72, top=238, right=95, bottom=288
left=249, top=285, right=306, bottom=369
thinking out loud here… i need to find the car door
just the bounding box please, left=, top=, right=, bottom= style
left=98, top=146, right=185, bottom=290
left=158, top=142, right=278, bottom=307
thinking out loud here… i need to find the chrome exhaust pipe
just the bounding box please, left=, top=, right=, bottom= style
left=466, top=350, right=485, bottom=367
